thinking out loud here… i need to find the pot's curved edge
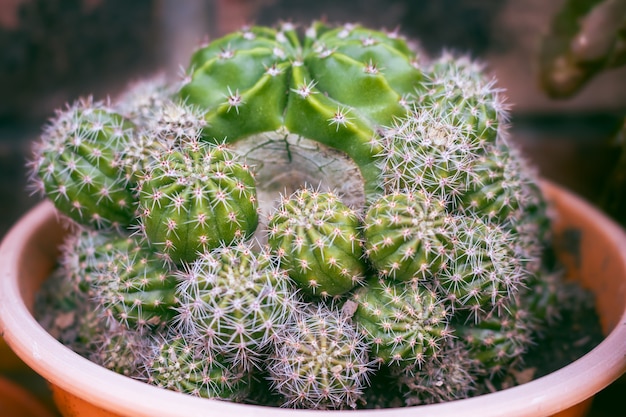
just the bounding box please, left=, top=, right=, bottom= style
left=0, top=184, right=625, bottom=417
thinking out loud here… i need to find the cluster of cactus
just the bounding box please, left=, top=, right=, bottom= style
left=31, top=21, right=572, bottom=410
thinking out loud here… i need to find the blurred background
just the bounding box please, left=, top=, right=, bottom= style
left=0, top=0, right=624, bottom=414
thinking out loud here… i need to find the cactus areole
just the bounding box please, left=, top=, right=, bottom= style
left=180, top=22, right=423, bottom=202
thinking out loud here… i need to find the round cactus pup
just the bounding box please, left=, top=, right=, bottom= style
left=434, top=216, right=526, bottom=317
left=137, top=138, right=258, bottom=264
left=377, top=108, right=482, bottom=205
left=91, top=237, right=179, bottom=331
left=267, top=304, right=373, bottom=409
left=363, top=191, right=453, bottom=281
left=414, top=52, right=509, bottom=146
left=390, top=338, right=481, bottom=405
left=267, top=188, right=366, bottom=297
left=351, top=277, right=450, bottom=365
left=454, top=303, right=537, bottom=376
left=147, top=333, right=248, bottom=400
left=174, top=241, right=298, bottom=371
left=29, top=97, right=137, bottom=230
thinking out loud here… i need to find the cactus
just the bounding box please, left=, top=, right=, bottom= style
left=414, top=53, right=508, bottom=146
left=351, top=277, right=451, bottom=365
left=174, top=241, right=298, bottom=370
left=90, top=236, right=179, bottom=331
left=28, top=97, right=137, bottom=230
left=454, top=302, right=537, bottom=377
left=179, top=21, right=424, bottom=199
left=59, top=228, right=136, bottom=294
left=363, top=190, right=453, bottom=281
left=391, top=338, right=482, bottom=405
left=267, top=188, right=366, bottom=297
left=28, top=20, right=577, bottom=412
left=434, top=216, right=527, bottom=317
left=267, top=304, right=373, bottom=409
left=147, top=333, right=248, bottom=400
left=137, top=138, right=258, bottom=264
left=377, top=107, right=482, bottom=205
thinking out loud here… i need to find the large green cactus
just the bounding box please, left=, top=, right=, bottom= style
left=179, top=22, right=423, bottom=199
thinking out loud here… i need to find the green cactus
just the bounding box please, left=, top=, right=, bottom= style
left=391, top=338, right=481, bottom=405
left=175, top=241, right=298, bottom=370
left=363, top=191, right=452, bottom=281
left=147, top=333, right=248, bottom=400
left=351, top=277, right=450, bottom=364
left=377, top=107, right=482, bottom=205
left=179, top=21, right=423, bottom=200
left=415, top=53, right=508, bottom=146
left=454, top=303, right=537, bottom=376
left=91, top=237, right=179, bottom=331
left=458, top=144, right=545, bottom=227
left=137, top=138, right=258, bottom=264
left=267, top=188, right=366, bottom=297
left=29, top=97, right=137, bottom=230
left=88, top=321, right=153, bottom=379
left=434, top=216, right=526, bottom=316
left=59, top=228, right=136, bottom=294
left=28, top=20, right=576, bottom=412
left=267, top=304, right=373, bottom=409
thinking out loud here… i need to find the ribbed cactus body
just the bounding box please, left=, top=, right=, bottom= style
left=59, top=229, right=136, bottom=294
left=148, top=335, right=247, bottom=400
left=454, top=305, right=536, bottom=375
left=415, top=53, right=507, bottom=146
left=175, top=242, right=297, bottom=370
left=268, top=304, right=373, bottom=409
left=138, top=140, right=258, bottom=264
left=180, top=22, right=423, bottom=198
left=30, top=98, right=137, bottom=230
left=378, top=109, right=481, bottom=204
left=351, top=278, right=450, bottom=364
left=458, top=145, right=543, bottom=226
left=121, top=100, right=209, bottom=185
left=435, top=217, right=525, bottom=315
left=92, top=238, right=178, bottom=330
left=363, top=191, right=451, bottom=281
left=392, top=339, right=480, bottom=405
left=267, top=188, right=366, bottom=297
left=88, top=322, right=152, bottom=378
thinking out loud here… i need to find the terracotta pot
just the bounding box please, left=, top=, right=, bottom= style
left=0, top=181, right=625, bottom=417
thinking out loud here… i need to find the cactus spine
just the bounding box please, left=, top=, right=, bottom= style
left=175, top=241, right=298, bottom=370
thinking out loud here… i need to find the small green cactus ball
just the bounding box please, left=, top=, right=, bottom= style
left=267, top=188, right=366, bottom=297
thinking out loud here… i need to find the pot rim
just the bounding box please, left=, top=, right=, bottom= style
left=1, top=181, right=625, bottom=417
